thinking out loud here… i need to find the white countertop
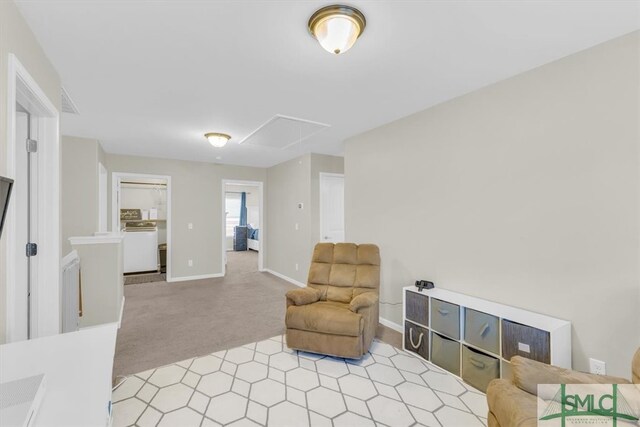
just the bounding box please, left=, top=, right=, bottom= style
left=0, top=323, right=118, bottom=426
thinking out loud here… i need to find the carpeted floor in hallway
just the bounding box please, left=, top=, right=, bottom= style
left=113, top=250, right=297, bottom=380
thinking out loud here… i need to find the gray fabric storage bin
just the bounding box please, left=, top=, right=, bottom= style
left=502, top=319, right=551, bottom=364
left=405, top=290, right=429, bottom=327
left=464, top=308, right=500, bottom=355
left=431, top=332, right=461, bottom=376
left=431, top=298, right=460, bottom=340
left=461, top=345, right=500, bottom=392
left=404, top=321, right=429, bottom=360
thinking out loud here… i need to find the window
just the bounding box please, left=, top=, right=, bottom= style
left=225, top=193, right=241, bottom=237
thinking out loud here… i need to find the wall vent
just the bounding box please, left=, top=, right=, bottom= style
left=240, top=114, right=330, bottom=149
left=61, top=86, right=80, bottom=114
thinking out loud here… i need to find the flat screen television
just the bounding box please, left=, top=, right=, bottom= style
left=0, top=176, right=14, bottom=238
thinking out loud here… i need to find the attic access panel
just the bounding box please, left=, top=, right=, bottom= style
left=240, top=115, right=330, bottom=150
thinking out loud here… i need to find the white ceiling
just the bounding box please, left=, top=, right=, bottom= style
left=16, top=0, right=640, bottom=168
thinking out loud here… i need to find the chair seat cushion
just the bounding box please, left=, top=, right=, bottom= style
left=286, top=301, right=363, bottom=337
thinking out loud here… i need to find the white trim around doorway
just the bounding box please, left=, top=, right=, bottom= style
left=111, top=172, right=173, bottom=282
left=5, top=53, right=60, bottom=342
left=221, top=179, right=264, bottom=276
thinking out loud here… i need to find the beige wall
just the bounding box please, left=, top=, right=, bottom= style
left=61, top=136, right=105, bottom=255
left=266, top=155, right=312, bottom=283
left=265, top=153, right=344, bottom=284
left=106, top=154, right=266, bottom=279
left=0, top=1, right=61, bottom=343
left=345, top=32, right=640, bottom=377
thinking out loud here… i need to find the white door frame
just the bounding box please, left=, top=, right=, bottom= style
left=221, top=179, right=264, bottom=275
left=5, top=54, right=60, bottom=341
left=319, top=172, right=345, bottom=243
left=111, top=172, right=172, bottom=282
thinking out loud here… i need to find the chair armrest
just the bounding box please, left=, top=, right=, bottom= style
left=512, top=356, right=631, bottom=396
left=286, top=288, right=321, bottom=306
left=350, top=292, right=379, bottom=313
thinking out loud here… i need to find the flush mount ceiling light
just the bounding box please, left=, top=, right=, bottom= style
left=308, top=4, right=366, bottom=55
left=205, top=132, right=231, bottom=148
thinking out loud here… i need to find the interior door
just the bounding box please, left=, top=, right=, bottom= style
left=14, top=104, right=38, bottom=341
left=320, top=174, right=345, bottom=243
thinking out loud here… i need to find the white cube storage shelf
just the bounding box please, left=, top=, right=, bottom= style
left=402, top=286, right=571, bottom=392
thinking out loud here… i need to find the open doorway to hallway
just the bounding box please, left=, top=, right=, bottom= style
left=222, top=180, right=263, bottom=276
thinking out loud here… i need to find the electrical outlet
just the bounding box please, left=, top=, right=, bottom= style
left=188, top=223, right=193, bottom=230
left=188, top=259, right=193, bottom=267
left=589, top=358, right=606, bottom=375
left=295, top=263, right=299, bottom=271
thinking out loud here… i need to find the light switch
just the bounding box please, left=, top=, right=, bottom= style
left=188, top=223, right=193, bottom=230
left=295, top=223, right=299, bottom=231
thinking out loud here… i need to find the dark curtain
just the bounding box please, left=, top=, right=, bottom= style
left=239, top=192, right=247, bottom=226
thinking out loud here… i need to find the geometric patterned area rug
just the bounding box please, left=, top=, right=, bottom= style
left=111, top=336, right=488, bottom=427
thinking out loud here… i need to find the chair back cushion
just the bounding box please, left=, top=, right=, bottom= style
left=307, top=243, right=380, bottom=303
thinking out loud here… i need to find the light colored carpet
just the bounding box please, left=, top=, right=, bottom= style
left=111, top=336, right=489, bottom=427
left=114, top=251, right=297, bottom=380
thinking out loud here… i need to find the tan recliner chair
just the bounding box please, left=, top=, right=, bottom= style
left=285, top=243, right=380, bottom=359
left=486, top=348, right=640, bottom=427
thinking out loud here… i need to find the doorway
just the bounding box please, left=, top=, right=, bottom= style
left=5, top=54, right=60, bottom=342
left=112, top=173, right=172, bottom=282
left=319, top=173, right=345, bottom=243
left=221, top=180, right=264, bottom=276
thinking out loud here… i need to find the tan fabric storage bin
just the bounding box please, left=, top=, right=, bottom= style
left=431, top=298, right=460, bottom=339
left=405, top=290, right=429, bottom=327
left=404, top=321, right=429, bottom=360
left=464, top=308, right=500, bottom=355
left=462, top=345, right=500, bottom=392
left=431, top=332, right=461, bottom=376
left=502, top=319, right=550, bottom=364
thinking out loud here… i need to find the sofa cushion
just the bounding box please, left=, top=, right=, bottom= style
left=511, top=356, right=630, bottom=396
left=286, top=301, right=363, bottom=337
left=486, top=379, right=538, bottom=427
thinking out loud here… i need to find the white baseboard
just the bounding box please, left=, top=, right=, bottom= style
left=167, top=273, right=224, bottom=283
left=118, top=297, right=125, bottom=328
left=379, top=317, right=403, bottom=333
left=264, top=269, right=305, bottom=287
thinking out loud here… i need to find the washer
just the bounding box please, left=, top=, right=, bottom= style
left=123, top=221, right=158, bottom=274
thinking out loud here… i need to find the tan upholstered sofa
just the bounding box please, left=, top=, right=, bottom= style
left=487, top=348, right=640, bottom=427
left=285, top=243, right=380, bottom=359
